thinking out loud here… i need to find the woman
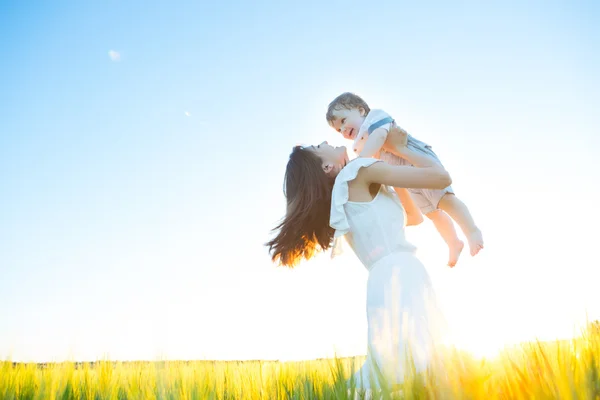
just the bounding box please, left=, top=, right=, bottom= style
left=267, top=126, right=450, bottom=389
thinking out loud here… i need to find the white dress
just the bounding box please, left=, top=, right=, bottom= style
left=330, top=158, right=446, bottom=389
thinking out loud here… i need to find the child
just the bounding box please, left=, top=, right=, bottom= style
left=326, top=92, right=483, bottom=266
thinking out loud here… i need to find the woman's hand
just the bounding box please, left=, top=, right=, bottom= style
left=383, top=122, right=408, bottom=155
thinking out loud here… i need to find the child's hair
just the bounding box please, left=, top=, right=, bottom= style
left=266, top=146, right=335, bottom=267
left=326, top=92, right=371, bottom=124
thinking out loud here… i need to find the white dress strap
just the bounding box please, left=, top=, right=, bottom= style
left=329, top=158, right=381, bottom=258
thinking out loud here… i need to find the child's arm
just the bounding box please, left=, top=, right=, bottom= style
left=394, top=187, right=424, bottom=226
left=358, top=128, right=388, bottom=158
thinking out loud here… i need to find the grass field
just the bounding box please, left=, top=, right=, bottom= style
left=2, top=327, right=600, bottom=399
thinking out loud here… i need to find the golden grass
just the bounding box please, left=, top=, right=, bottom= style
left=2, top=328, right=600, bottom=399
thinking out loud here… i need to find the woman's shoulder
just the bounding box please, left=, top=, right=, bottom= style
left=336, top=158, right=381, bottom=186
left=330, top=158, right=381, bottom=238
left=333, top=158, right=381, bottom=201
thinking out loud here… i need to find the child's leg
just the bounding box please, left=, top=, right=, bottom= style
left=438, top=194, right=484, bottom=256
left=426, top=210, right=464, bottom=267
left=393, top=187, right=424, bottom=226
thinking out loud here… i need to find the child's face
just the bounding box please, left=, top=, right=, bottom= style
left=328, top=107, right=366, bottom=141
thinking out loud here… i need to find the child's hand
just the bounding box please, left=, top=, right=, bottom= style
left=385, top=122, right=408, bottom=151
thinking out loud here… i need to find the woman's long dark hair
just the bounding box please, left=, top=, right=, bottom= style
left=266, top=146, right=335, bottom=267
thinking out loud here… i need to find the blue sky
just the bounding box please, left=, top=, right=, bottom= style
left=1, top=1, right=599, bottom=362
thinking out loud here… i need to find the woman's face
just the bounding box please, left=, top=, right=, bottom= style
left=307, top=141, right=348, bottom=177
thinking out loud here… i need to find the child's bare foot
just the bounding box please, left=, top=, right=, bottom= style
left=467, top=228, right=484, bottom=256
left=448, top=240, right=464, bottom=267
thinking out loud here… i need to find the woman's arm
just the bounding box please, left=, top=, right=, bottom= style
left=359, top=124, right=451, bottom=189
left=381, top=124, right=439, bottom=168
left=360, top=151, right=451, bottom=190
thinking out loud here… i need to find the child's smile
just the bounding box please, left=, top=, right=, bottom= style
left=328, top=107, right=366, bottom=141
